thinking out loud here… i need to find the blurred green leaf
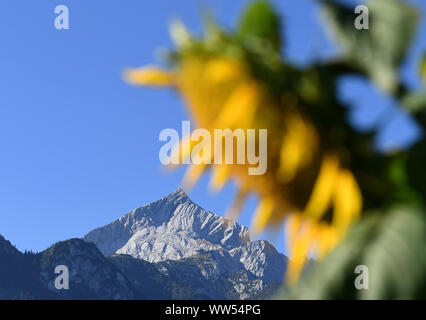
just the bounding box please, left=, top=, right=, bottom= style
left=400, top=92, right=426, bottom=127
left=320, top=0, right=418, bottom=93
left=237, top=0, right=282, bottom=51
left=420, top=53, right=426, bottom=84
left=169, top=20, right=191, bottom=48
left=401, top=92, right=426, bottom=113
left=407, top=139, right=426, bottom=201
left=278, top=206, right=426, bottom=299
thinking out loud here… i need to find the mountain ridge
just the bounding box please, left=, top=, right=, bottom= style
left=0, top=189, right=287, bottom=299
left=82, top=189, right=287, bottom=297
left=83, top=189, right=251, bottom=262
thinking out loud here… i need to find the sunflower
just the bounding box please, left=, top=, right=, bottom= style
left=124, top=3, right=363, bottom=283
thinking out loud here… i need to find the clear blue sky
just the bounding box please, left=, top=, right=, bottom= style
left=0, top=0, right=424, bottom=255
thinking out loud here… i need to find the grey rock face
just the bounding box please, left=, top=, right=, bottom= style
left=84, top=189, right=250, bottom=262
left=83, top=189, right=288, bottom=298
left=230, top=240, right=287, bottom=284
left=39, top=239, right=135, bottom=299
left=1, top=188, right=288, bottom=299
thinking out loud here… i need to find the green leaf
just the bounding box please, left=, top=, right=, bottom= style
left=320, top=0, right=419, bottom=93
left=407, top=139, right=426, bottom=200
left=169, top=20, right=191, bottom=48
left=401, top=92, right=426, bottom=113
left=400, top=92, right=426, bottom=128
left=420, top=53, right=426, bottom=84
left=237, top=0, right=282, bottom=51
left=278, top=206, right=426, bottom=299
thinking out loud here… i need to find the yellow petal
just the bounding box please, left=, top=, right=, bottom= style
left=285, top=215, right=302, bottom=250
left=181, top=164, right=207, bottom=191
left=209, top=165, right=230, bottom=192
left=225, top=187, right=247, bottom=220
left=317, top=224, right=339, bottom=259
left=203, top=58, right=245, bottom=84
left=124, top=66, right=175, bottom=86
left=278, top=136, right=301, bottom=183
left=285, top=220, right=316, bottom=284
left=303, top=154, right=340, bottom=220
left=251, top=197, right=275, bottom=234
left=333, top=170, right=362, bottom=234
left=213, top=82, right=260, bottom=128
left=278, top=113, right=318, bottom=183
left=172, top=135, right=191, bottom=164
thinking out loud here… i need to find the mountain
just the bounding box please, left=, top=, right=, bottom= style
left=38, top=239, right=136, bottom=299
left=83, top=189, right=250, bottom=262
left=0, top=235, right=55, bottom=299
left=0, top=189, right=288, bottom=299
left=0, top=236, right=138, bottom=300
left=0, top=236, right=285, bottom=299
left=83, top=189, right=287, bottom=298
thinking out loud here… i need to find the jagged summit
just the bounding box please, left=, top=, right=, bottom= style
left=0, top=234, right=21, bottom=258
left=162, top=188, right=188, bottom=200
left=153, top=188, right=190, bottom=206
left=83, top=189, right=287, bottom=296
left=83, top=189, right=251, bottom=262
left=0, top=190, right=287, bottom=299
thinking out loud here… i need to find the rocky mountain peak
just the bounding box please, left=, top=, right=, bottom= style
left=0, top=190, right=288, bottom=299
left=83, top=189, right=287, bottom=296
left=83, top=189, right=251, bottom=261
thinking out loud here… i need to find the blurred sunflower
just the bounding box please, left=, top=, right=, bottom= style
left=121, top=1, right=398, bottom=283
